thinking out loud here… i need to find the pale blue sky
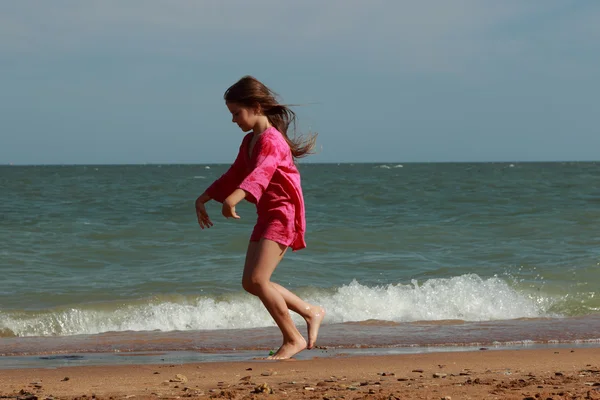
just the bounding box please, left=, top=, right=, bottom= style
left=1, top=1, right=599, bottom=165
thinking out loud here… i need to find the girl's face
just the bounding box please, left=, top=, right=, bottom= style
left=226, top=102, right=258, bottom=133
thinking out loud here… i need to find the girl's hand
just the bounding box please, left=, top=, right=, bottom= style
left=222, top=200, right=241, bottom=219
left=195, top=197, right=213, bottom=229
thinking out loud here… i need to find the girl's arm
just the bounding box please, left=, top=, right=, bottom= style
left=236, top=133, right=284, bottom=204
left=195, top=194, right=213, bottom=228
left=221, top=133, right=286, bottom=219
left=221, top=188, right=246, bottom=219
left=195, top=192, right=212, bottom=205
left=202, top=139, right=247, bottom=204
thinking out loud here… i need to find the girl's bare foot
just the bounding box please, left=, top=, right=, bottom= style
left=267, top=336, right=307, bottom=360
left=306, top=306, right=326, bottom=349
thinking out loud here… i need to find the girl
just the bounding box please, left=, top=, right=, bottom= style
left=195, top=75, right=325, bottom=360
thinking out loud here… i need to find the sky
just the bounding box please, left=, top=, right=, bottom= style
left=1, top=1, right=599, bottom=165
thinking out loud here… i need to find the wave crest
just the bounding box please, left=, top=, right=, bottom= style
left=0, top=274, right=559, bottom=337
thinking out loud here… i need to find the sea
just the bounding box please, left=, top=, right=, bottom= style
left=1, top=162, right=599, bottom=368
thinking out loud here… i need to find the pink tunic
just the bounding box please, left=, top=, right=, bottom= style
left=205, top=127, right=307, bottom=251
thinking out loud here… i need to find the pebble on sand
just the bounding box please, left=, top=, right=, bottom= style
left=253, top=383, right=273, bottom=394
left=169, top=374, right=188, bottom=383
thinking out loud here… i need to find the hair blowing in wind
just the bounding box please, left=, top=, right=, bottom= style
left=224, top=76, right=318, bottom=158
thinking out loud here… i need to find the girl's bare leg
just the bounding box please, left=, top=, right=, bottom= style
left=244, top=241, right=326, bottom=350
left=243, top=239, right=306, bottom=359
left=270, top=282, right=326, bottom=349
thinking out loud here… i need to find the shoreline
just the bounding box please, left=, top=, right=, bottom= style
left=2, top=347, right=599, bottom=399
left=3, top=314, right=600, bottom=359
left=2, top=342, right=600, bottom=370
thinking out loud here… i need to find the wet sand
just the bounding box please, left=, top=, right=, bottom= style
left=2, top=347, right=600, bottom=399
left=3, top=315, right=600, bottom=357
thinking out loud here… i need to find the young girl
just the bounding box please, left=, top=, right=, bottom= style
left=195, top=75, right=325, bottom=360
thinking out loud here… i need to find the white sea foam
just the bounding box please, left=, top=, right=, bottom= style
left=316, top=274, right=555, bottom=323
left=376, top=164, right=403, bottom=169
left=0, top=274, right=558, bottom=337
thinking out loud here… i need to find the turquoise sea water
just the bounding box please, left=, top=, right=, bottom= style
left=1, top=162, right=599, bottom=360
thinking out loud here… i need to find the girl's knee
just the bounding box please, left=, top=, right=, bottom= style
left=242, top=276, right=267, bottom=296
left=241, top=278, right=256, bottom=295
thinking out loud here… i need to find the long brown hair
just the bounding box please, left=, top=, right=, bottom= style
left=224, top=75, right=317, bottom=159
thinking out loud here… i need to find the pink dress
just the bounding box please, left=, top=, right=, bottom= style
left=205, top=127, right=307, bottom=251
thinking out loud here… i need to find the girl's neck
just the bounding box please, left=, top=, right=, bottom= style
left=252, top=116, right=272, bottom=135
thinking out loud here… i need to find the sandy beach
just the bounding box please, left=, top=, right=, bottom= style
left=2, top=347, right=599, bottom=400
